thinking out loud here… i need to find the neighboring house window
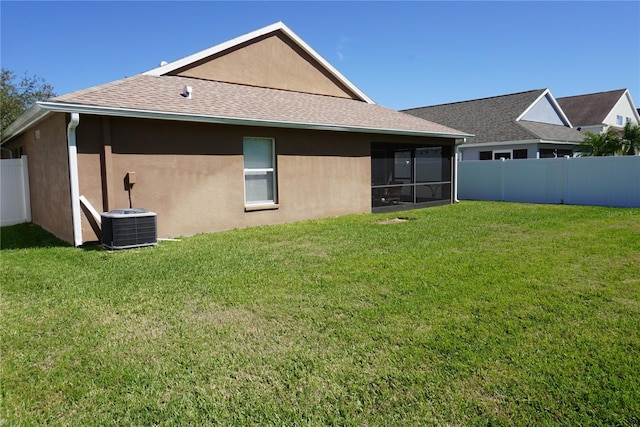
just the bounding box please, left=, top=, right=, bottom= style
left=479, top=151, right=492, bottom=160
left=539, top=149, right=555, bottom=158
left=243, top=137, right=277, bottom=206
left=513, top=149, right=528, bottom=159
left=616, top=115, right=624, bottom=126
left=626, top=117, right=633, bottom=124
left=539, top=148, right=572, bottom=158
left=493, top=151, right=511, bottom=160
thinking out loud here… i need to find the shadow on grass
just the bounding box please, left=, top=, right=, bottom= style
left=0, top=223, right=72, bottom=250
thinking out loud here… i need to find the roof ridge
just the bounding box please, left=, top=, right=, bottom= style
left=402, top=89, right=546, bottom=111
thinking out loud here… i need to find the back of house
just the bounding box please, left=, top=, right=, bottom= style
left=1, top=22, right=469, bottom=246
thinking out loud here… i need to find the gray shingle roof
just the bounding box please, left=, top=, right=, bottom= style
left=402, top=89, right=583, bottom=144
left=49, top=75, right=469, bottom=138
left=556, top=89, right=627, bottom=127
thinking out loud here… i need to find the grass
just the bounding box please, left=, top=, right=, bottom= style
left=1, top=201, right=639, bottom=426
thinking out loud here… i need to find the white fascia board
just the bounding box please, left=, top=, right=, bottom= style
left=278, top=23, right=375, bottom=105
left=37, top=101, right=472, bottom=139
left=142, top=22, right=375, bottom=104
left=516, top=89, right=574, bottom=128
left=623, top=89, right=640, bottom=122
left=1, top=104, right=50, bottom=144
left=142, top=22, right=286, bottom=76
left=460, top=139, right=580, bottom=149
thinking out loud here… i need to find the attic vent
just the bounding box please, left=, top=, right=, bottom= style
left=160, top=60, right=168, bottom=66
left=182, top=85, right=193, bottom=99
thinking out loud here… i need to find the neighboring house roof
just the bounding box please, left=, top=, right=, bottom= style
left=403, top=89, right=583, bottom=145
left=2, top=22, right=471, bottom=143
left=556, top=89, right=628, bottom=128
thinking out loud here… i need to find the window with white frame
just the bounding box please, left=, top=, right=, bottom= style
left=243, top=137, right=276, bottom=206
left=616, top=115, right=624, bottom=126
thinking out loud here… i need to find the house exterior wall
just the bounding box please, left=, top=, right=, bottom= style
left=3, top=113, right=74, bottom=242
left=75, top=116, right=376, bottom=241
left=578, top=125, right=604, bottom=135
left=460, top=143, right=538, bottom=160
left=603, top=95, right=639, bottom=129
left=173, top=33, right=358, bottom=100
left=460, top=142, right=576, bottom=160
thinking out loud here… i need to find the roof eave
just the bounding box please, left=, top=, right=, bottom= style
left=460, top=139, right=581, bottom=148
left=38, top=101, right=472, bottom=139
left=1, top=103, right=50, bottom=145
left=623, top=89, right=640, bottom=122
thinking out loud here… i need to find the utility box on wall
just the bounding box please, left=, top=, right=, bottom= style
left=101, top=208, right=157, bottom=250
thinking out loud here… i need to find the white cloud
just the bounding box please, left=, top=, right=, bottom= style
left=336, top=36, right=349, bottom=61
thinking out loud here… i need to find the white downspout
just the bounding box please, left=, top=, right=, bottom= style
left=67, top=113, right=82, bottom=247
left=453, top=139, right=464, bottom=203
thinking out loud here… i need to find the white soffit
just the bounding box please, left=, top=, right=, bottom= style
left=142, top=22, right=375, bottom=104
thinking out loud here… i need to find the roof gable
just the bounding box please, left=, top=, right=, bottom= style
left=403, top=89, right=582, bottom=144
left=143, top=22, right=372, bottom=103
left=556, top=89, right=627, bottom=127
left=518, top=90, right=571, bottom=126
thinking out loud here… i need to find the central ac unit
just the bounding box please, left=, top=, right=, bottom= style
left=101, top=208, right=157, bottom=250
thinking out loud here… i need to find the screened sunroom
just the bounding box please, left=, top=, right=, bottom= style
left=371, top=142, right=453, bottom=212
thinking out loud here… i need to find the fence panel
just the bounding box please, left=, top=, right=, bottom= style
left=459, top=156, right=640, bottom=208
left=457, top=160, right=502, bottom=201
left=1, top=156, right=31, bottom=226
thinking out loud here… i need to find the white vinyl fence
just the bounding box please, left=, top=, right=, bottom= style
left=458, top=156, right=640, bottom=208
left=1, top=156, right=31, bottom=226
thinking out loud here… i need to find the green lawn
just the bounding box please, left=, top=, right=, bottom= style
left=1, top=202, right=639, bottom=426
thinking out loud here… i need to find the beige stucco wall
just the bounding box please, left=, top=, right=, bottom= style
left=75, top=117, right=376, bottom=241
left=173, top=33, right=359, bottom=100
left=4, top=113, right=74, bottom=242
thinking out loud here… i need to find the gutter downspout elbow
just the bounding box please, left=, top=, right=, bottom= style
left=67, top=113, right=82, bottom=247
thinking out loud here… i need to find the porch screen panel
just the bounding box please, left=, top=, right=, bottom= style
left=371, top=142, right=452, bottom=210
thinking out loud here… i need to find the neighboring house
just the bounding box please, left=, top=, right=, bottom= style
left=403, top=89, right=584, bottom=161
left=1, top=22, right=469, bottom=246
left=556, top=89, right=640, bottom=135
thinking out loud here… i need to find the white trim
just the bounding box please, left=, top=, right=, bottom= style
left=459, top=138, right=581, bottom=149
left=79, top=195, right=102, bottom=225
left=623, top=89, right=640, bottom=122
left=143, top=21, right=375, bottom=104
left=1, top=104, right=50, bottom=144
left=37, top=101, right=473, bottom=139
left=67, top=113, right=82, bottom=247
left=516, top=89, right=573, bottom=128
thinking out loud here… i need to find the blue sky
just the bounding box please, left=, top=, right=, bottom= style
left=1, top=1, right=639, bottom=110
